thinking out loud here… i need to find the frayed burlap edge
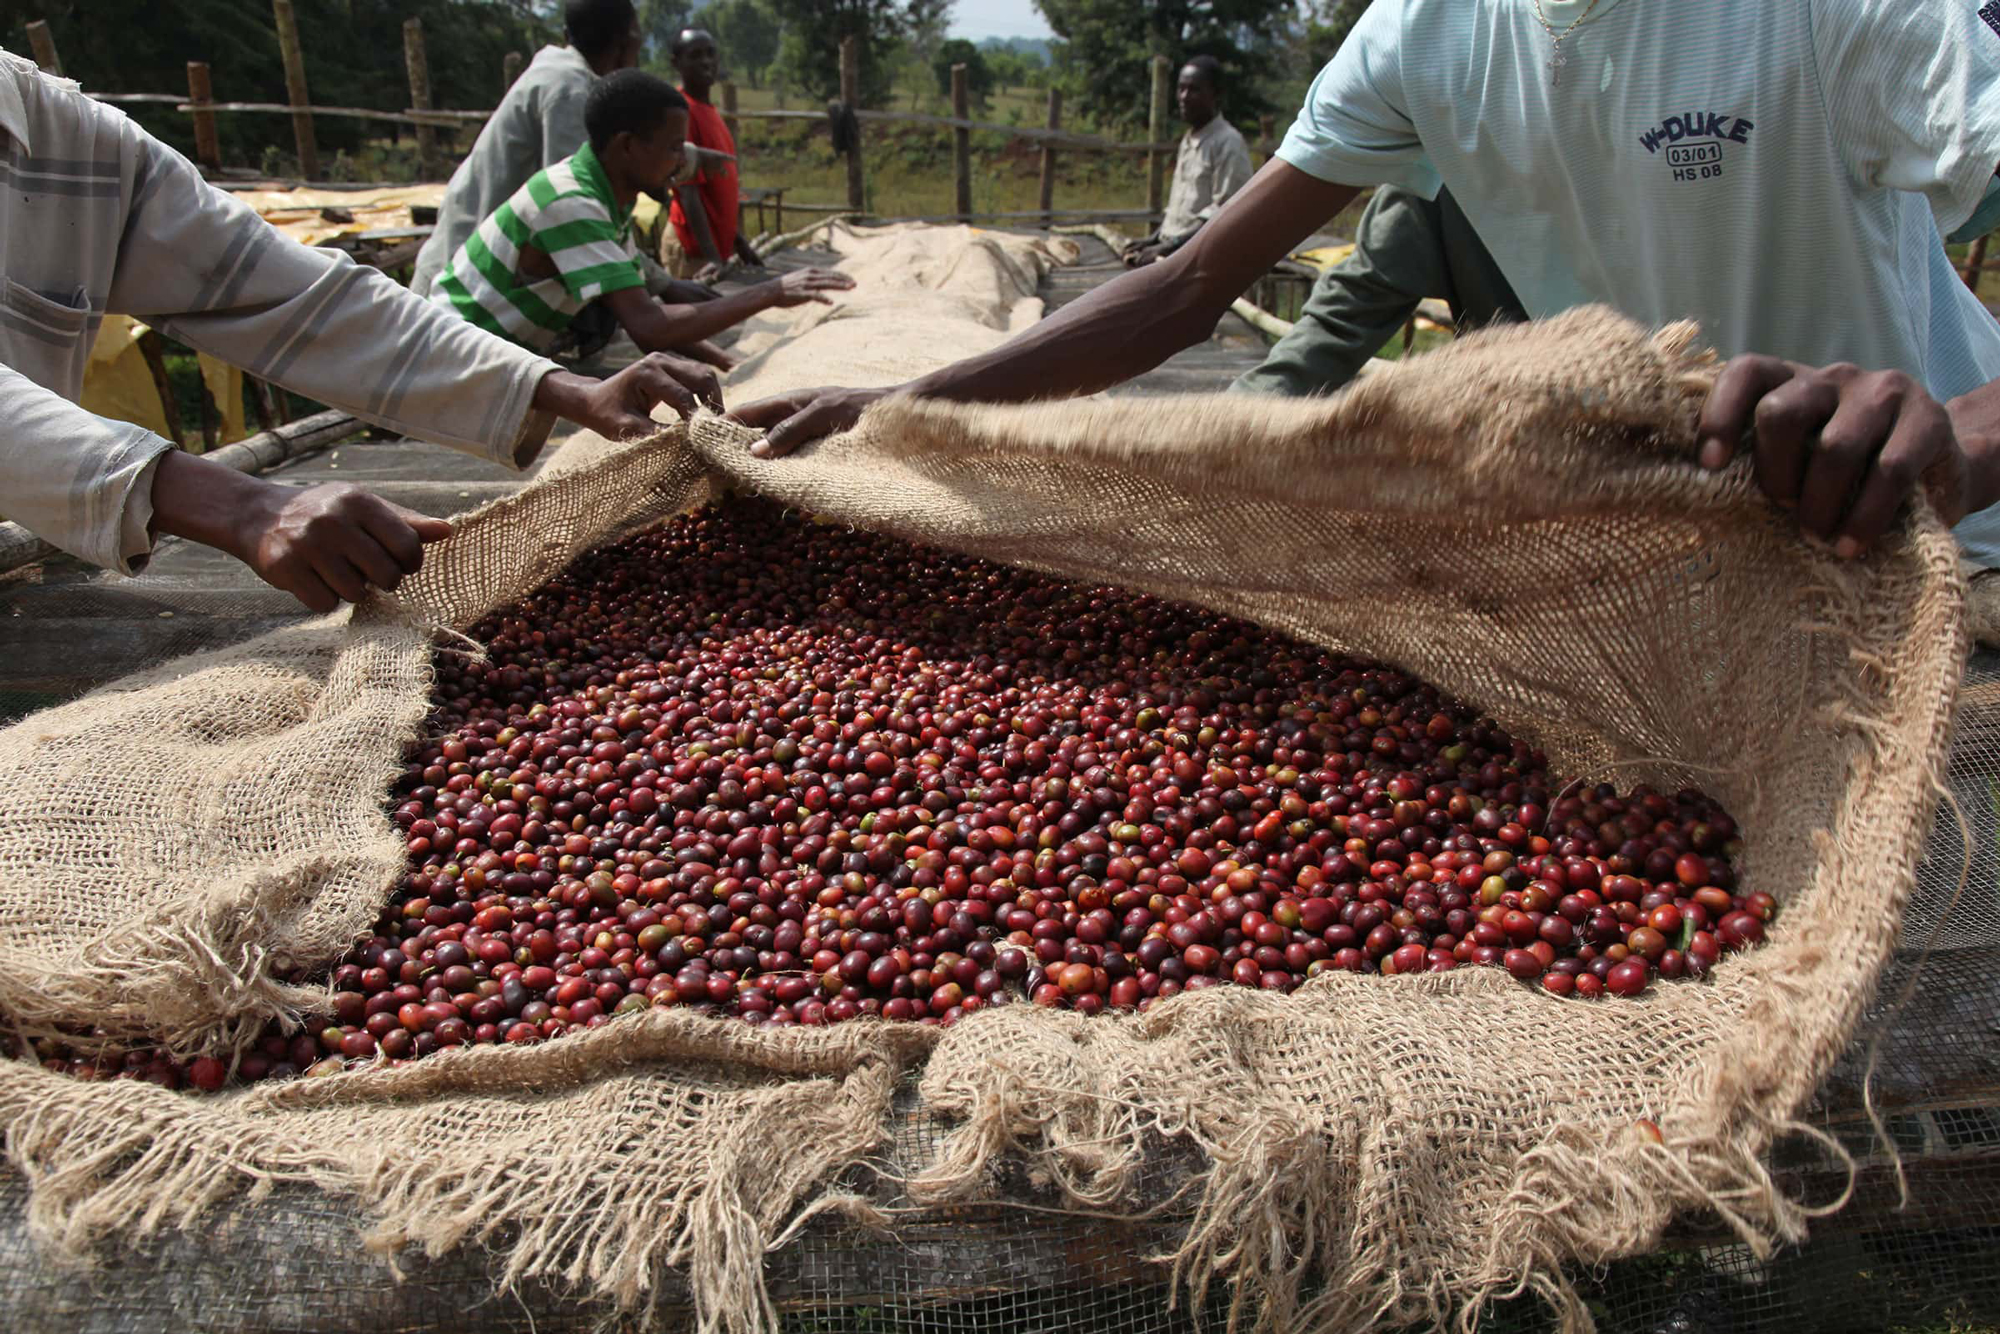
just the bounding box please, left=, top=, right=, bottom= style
left=0, top=307, right=1967, bottom=1334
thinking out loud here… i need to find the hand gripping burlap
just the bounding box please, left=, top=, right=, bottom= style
left=0, top=233, right=1967, bottom=1332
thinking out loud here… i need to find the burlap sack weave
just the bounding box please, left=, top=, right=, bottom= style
left=0, top=223, right=1968, bottom=1333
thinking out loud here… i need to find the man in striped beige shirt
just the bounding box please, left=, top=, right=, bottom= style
left=0, top=48, right=721, bottom=613
left=431, top=71, right=853, bottom=366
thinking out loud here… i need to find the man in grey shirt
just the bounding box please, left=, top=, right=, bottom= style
left=0, top=48, right=718, bottom=614
left=414, top=0, right=693, bottom=301
left=1125, top=57, right=1254, bottom=268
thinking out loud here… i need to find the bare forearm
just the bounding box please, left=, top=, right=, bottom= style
left=904, top=166, right=1359, bottom=406
left=626, top=284, right=784, bottom=350
left=147, top=450, right=280, bottom=562
left=678, top=187, right=725, bottom=265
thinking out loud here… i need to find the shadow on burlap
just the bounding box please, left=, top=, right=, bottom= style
left=0, top=300, right=1969, bottom=1334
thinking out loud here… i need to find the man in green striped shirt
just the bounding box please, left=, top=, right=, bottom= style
left=433, top=70, right=852, bottom=368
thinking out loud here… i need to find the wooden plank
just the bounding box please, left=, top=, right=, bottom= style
left=839, top=38, right=864, bottom=211
left=272, top=0, right=319, bottom=180
left=1038, top=89, right=1062, bottom=225
left=951, top=65, right=971, bottom=223
left=1146, top=55, right=1171, bottom=222
left=24, top=19, right=59, bottom=76
left=402, top=18, right=443, bottom=181
left=186, top=63, right=221, bottom=172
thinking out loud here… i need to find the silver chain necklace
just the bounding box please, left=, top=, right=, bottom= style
left=1529, top=0, right=1605, bottom=88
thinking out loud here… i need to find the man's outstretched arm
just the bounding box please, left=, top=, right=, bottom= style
left=730, top=161, right=1361, bottom=455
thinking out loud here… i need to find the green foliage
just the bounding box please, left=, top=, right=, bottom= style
left=689, top=0, right=781, bottom=85
left=639, top=0, right=697, bottom=62
left=987, top=50, right=1030, bottom=92
left=5, top=0, right=552, bottom=170
left=930, top=37, right=990, bottom=107
left=1303, top=0, right=1373, bottom=70
left=767, top=0, right=917, bottom=108
left=1031, top=0, right=1296, bottom=132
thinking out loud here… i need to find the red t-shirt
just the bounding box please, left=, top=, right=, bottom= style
left=669, top=92, right=739, bottom=261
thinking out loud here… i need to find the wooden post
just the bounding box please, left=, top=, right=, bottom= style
left=719, top=81, right=738, bottom=140
left=1146, top=54, right=1172, bottom=223
left=1259, top=114, right=1276, bottom=161
left=1965, top=234, right=1990, bottom=297
left=135, top=332, right=184, bottom=450
left=403, top=18, right=443, bottom=181
left=272, top=0, right=319, bottom=180
left=1037, top=87, right=1062, bottom=227
left=503, top=51, right=524, bottom=92
left=950, top=64, right=972, bottom=223
left=24, top=19, right=59, bottom=76
left=186, top=62, right=221, bottom=171
left=839, top=37, right=865, bottom=211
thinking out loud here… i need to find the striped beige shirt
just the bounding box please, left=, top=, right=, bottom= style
left=0, top=47, right=562, bottom=575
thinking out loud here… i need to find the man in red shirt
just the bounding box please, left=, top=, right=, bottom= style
left=668, top=28, right=764, bottom=280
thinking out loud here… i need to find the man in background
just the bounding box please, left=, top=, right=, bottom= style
left=1124, top=56, right=1253, bottom=268
left=411, top=0, right=712, bottom=305
left=431, top=73, right=851, bottom=365
left=1231, top=185, right=1525, bottom=396
left=665, top=27, right=765, bottom=282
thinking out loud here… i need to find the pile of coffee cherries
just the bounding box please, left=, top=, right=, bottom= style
left=39, top=500, right=1766, bottom=1089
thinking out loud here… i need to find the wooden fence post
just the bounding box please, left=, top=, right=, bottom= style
left=1259, top=114, right=1276, bottom=161
left=1965, top=234, right=1990, bottom=297
left=839, top=37, right=865, bottom=211
left=1146, top=54, right=1171, bottom=222
left=187, top=62, right=221, bottom=171
left=951, top=64, right=971, bottom=223
left=24, top=19, right=59, bottom=76
left=503, top=51, right=524, bottom=93
left=271, top=0, right=319, bottom=180
left=403, top=18, right=443, bottom=180
left=719, top=81, right=738, bottom=139
left=1038, top=87, right=1062, bottom=227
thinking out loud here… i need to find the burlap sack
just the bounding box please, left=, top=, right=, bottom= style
left=0, top=225, right=1966, bottom=1332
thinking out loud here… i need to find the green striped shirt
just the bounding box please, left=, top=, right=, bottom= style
left=431, top=142, right=643, bottom=352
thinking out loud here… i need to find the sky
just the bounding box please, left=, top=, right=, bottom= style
left=948, top=0, right=1057, bottom=42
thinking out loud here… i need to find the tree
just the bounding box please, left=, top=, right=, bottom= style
left=767, top=0, right=917, bottom=107
left=987, top=50, right=1030, bottom=94
left=639, top=0, right=698, bottom=63
left=691, top=0, right=782, bottom=85
left=1303, top=0, right=1372, bottom=71
left=1030, top=0, right=1294, bottom=132
left=931, top=38, right=991, bottom=107
left=901, top=0, right=951, bottom=109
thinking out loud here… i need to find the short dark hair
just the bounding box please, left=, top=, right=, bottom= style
left=565, top=0, right=637, bottom=60
left=585, top=69, right=688, bottom=152
left=1182, top=55, right=1223, bottom=90
left=670, top=28, right=716, bottom=59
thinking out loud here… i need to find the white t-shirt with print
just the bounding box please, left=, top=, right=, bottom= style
left=1277, top=0, right=2000, bottom=561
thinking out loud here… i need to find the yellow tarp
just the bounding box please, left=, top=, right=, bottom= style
left=1293, top=243, right=1356, bottom=270
left=79, top=316, right=247, bottom=452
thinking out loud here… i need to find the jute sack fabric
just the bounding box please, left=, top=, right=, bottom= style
left=0, top=236, right=1966, bottom=1332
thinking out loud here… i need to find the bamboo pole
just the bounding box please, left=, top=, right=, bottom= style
left=272, top=0, right=319, bottom=180
left=839, top=37, right=865, bottom=211
left=1038, top=88, right=1062, bottom=226
left=951, top=64, right=971, bottom=223
left=187, top=62, right=221, bottom=171
left=403, top=18, right=443, bottom=181
left=1146, top=55, right=1171, bottom=222
left=503, top=51, right=524, bottom=92
left=24, top=20, right=59, bottom=76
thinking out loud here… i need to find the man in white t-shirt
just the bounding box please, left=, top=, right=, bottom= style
left=733, top=0, right=2000, bottom=565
